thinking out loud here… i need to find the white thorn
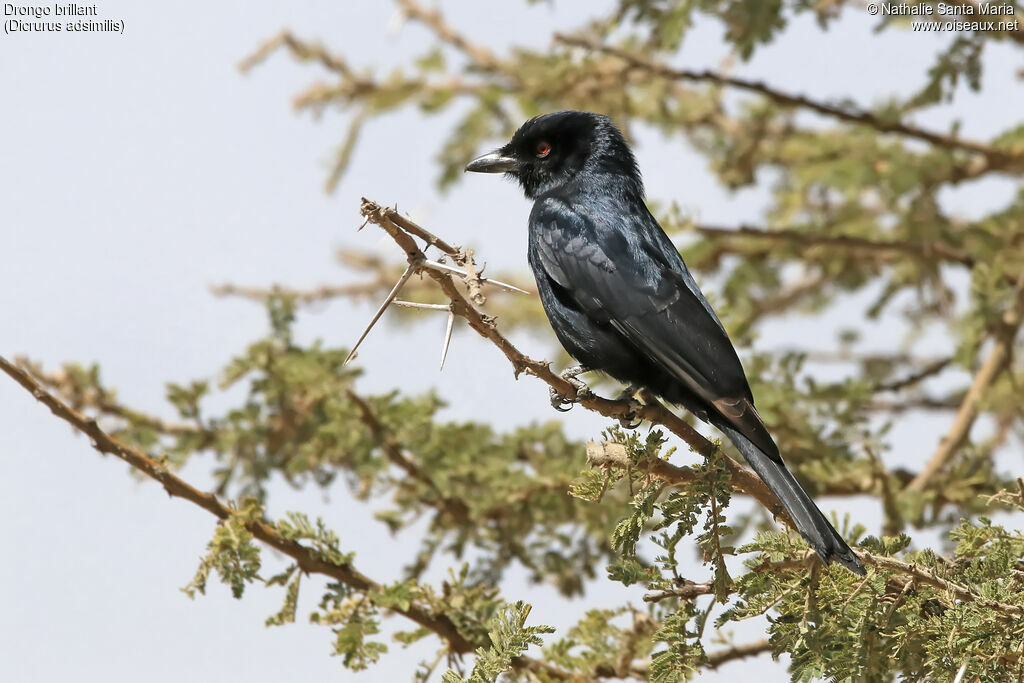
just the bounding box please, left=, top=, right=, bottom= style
left=439, top=310, right=455, bottom=370
left=481, top=277, right=530, bottom=295
left=420, top=259, right=467, bottom=277
left=344, top=264, right=416, bottom=365
left=953, top=662, right=968, bottom=683
left=419, top=259, right=528, bottom=294
left=393, top=300, right=450, bottom=310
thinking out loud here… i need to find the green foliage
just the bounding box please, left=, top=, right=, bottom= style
left=442, top=602, right=554, bottom=683
left=264, top=565, right=301, bottom=627
left=276, top=511, right=354, bottom=566
left=648, top=602, right=703, bottom=681
left=182, top=499, right=264, bottom=599
left=544, top=608, right=639, bottom=675
left=315, top=594, right=388, bottom=670
left=33, top=0, right=1024, bottom=680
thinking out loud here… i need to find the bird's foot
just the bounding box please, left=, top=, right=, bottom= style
left=616, top=385, right=644, bottom=429
left=549, top=365, right=593, bottom=412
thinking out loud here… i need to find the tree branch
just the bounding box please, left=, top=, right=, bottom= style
left=860, top=553, right=1024, bottom=618
left=705, top=639, right=773, bottom=669
left=354, top=198, right=1024, bottom=621
left=396, top=0, right=505, bottom=76
left=643, top=581, right=714, bottom=603
left=555, top=35, right=1021, bottom=176
left=358, top=198, right=796, bottom=527
left=344, top=389, right=472, bottom=523
left=689, top=223, right=976, bottom=269
left=0, top=354, right=602, bottom=678
left=22, top=355, right=604, bottom=567
left=907, top=292, right=1024, bottom=491
left=13, top=357, right=204, bottom=438
left=874, top=357, right=954, bottom=393
left=210, top=282, right=392, bottom=306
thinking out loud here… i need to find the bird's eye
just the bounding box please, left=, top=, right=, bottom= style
left=536, top=141, right=552, bottom=158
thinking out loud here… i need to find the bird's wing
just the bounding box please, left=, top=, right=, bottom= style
left=532, top=197, right=780, bottom=459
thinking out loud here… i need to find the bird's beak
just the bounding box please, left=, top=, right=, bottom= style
left=465, top=150, right=520, bottom=174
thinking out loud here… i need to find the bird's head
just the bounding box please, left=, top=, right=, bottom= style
left=465, top=110, right=642, bottom=200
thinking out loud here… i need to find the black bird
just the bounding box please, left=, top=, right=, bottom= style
left=466, top=110, right=864, bottom=575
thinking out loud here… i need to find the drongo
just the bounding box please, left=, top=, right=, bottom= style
left=466, top=110, right=864, bottom=575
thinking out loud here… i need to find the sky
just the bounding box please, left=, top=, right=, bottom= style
left=1, top=1, right=1022, bottom=681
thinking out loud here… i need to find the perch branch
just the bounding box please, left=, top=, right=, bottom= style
left=353, top=198, right=1024, bottom=620
left=358, top=198, right=794, bottom=527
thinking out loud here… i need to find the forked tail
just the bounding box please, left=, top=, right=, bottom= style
left=718, top=424, right=865, bottom=575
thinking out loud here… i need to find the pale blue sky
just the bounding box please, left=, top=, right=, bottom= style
left=2, top=2, right=1021, bottom=681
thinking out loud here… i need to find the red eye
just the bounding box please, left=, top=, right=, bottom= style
left=536, top=141, right=551, bottom=158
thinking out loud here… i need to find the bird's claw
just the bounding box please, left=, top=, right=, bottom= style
left=617, top=401, right=644, bottom=429
left=549, top=387, right=574, bottom=411
left=616, top=386, right=644, bottom=429
left=549, top=365, right=592, bottom=412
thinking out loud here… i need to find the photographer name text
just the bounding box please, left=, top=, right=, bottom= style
left=866, top=2, right=1019, bottom=31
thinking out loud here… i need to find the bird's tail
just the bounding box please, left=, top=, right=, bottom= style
left=718, top=424, right=865, bottom=575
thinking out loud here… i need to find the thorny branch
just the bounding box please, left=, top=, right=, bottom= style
left=357, top=198, right=795, bottom=526
left=6, top=194, right=1024, bottom=677
left=212, top=248, right=533, bottom=311
left=352, top=197, right=1024, bottom=621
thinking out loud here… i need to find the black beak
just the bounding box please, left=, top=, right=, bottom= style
left=465, top=150, right=520, bottom=174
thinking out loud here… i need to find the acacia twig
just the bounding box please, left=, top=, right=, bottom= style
left=344, top=389, right=471, bottom=522
left=14, top=358, right=205, bottom=438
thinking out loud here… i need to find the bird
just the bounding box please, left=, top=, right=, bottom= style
left=465, top=110, right=865, bottom=575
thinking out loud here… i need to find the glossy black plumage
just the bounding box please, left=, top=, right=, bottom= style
left=466, top=110, right=864, bottom=575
